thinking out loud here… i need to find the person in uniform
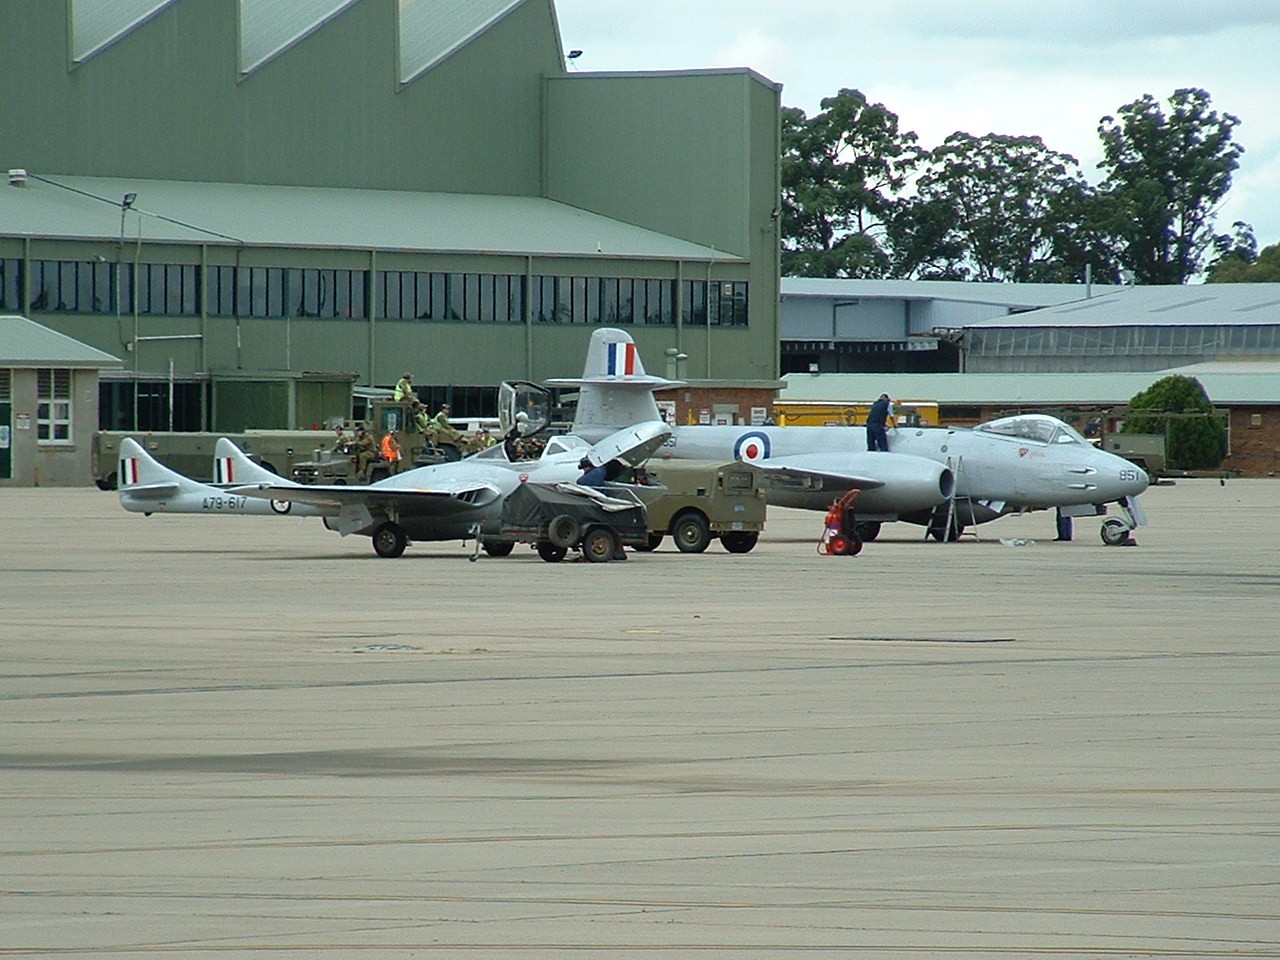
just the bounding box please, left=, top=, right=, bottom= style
left=393, top=373, right=417, bottom=403
left=353, top=427, right=377, bottom=478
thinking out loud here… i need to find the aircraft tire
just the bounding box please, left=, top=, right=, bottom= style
left=582, top=527, right=616, bottom=563
left=672, top=510, right=711, bottom=554
left=1101, top=517, right=1130, bottom=546
left=536, top=541, right=567, bottom=563
left=854, top=521, right=881, bottom=542
left=548, top=514, right=580, bottom=549
left=483, top=540, right=515, bottom=557
left=720, top=531, right=759, bottom=554
left=372, top=522, right=407, bottom=558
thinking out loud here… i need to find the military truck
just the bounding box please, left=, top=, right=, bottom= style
left=290, top=398, right=486, bottom=484
left=628, top=459, right=768, bottom=553
left=1099, top=432, right=1166, bottom=477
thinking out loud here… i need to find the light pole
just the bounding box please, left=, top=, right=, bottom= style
left=117, top=192, right=136, bottom=425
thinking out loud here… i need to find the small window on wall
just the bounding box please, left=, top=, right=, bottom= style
left=37, top=369, right=72, bottom=443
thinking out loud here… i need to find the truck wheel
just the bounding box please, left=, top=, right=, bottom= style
left=483, top=540, right=515, bottom=557
left=672, top=511, right=711, bottom=553
left=372, top=522, right=407, bottom=558
left=634, top=533, right=663, bottom=552
left=582, top=527, right=616, bottom=563
left=537, top=542, right=567, bottom=563
left=548, top=514, right=580, bottom=549
left=369, top=465, right=390, bottom=483
left=438, top=444, right=462, bottom=462
left=720, top=531, right=758, bottom=553
left=98, top=471, right=118, bottom=491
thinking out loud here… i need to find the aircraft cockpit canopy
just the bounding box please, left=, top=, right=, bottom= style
left=498, top=380, right=552, bottom=438
left=977, top=414, right=1087, bottom=446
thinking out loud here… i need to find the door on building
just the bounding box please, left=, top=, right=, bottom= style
left=0, top=402, right=11, bottom=479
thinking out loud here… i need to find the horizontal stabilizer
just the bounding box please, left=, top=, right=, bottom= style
left=120, top=481, right=182, bottom=498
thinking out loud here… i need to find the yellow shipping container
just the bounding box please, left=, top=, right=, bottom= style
left=773, top=400, right=939, bottom=428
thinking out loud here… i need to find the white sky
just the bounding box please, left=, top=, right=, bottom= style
left=554, top=0, right=1280, bottom=252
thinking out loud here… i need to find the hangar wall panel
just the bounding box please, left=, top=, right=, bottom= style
left=1, top=0, right=560, bottom=197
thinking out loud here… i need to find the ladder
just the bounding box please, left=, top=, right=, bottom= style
left=926, top=455, right=978, bottom=542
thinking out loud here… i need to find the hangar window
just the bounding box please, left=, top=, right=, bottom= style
left=25, top=260, right=115, bottom=313
left=0, top=259, right=19, bottom=310
left=530, top=275, right=677, bottom=325
left=126, top=263, right=199, bottom=315
left=292, top=268, right=367, bottom=319
left=377, top=271, right=521, bottom=322
left=681, top=279, right=750, bottom=326
left=37, top=368, right=72, bottom=444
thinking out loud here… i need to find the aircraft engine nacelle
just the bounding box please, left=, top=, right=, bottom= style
left=852, top=454, right=954, bottom=516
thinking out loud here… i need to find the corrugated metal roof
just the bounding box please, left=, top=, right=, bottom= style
left=781, top=278, right=1089, bottom=309
left=1, top=174, right=736, bottom=263
left=779, top=365, right=1280, bottom=406
left=240, top=0, right=361, bottom=75
left=965, top=284, right=1280, bottom=328
left=399, top=0, right=527, bottom=84
left=0, top=316, right=123, bottom=368
left=70, top=0, right=178, bottom=63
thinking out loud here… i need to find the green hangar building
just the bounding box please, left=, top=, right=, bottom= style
left=0, top=0, right=782, bottom=432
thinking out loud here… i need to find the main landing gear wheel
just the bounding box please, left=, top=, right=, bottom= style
left=582, top=527, right=616, bottom=563
left=672, top=511, right=711, bottom=553
left=719, top=531, right=759, bottom=554
left=372, top=522, right=407, bottom=558
left=1101, top=517, right=1131, bottom=546
left=482, top=540, right=515, bottom=557
left=854, top=521, right=881, bottom=542
left=537, top=542, right=568, bottom=563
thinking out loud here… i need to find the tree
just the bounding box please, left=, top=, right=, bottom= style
left=1123, top=375, right=1225, bottom=470
left=781, top=89, right=921, bottom=277
left=1206, top=225, right=1280, bottom=281
left=898, top=132, right=1115, bottom=283
left=1096, top=88, right=1245, bottom=284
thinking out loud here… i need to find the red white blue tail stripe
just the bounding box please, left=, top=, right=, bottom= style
left=214, top=457, right=234, bottom=484
left=120, top=457, right=139, bottom=485
left=607, top=340, right=636, bottom=376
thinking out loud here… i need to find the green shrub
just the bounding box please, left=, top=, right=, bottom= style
left=1123, top=375, right=1225, bottom=470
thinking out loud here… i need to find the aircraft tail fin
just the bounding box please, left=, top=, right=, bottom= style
left=213, top=437, right=300, bottom=487
left=117, top=438, right=192, bottom=502
left=547, top=328, right=678, bottom=442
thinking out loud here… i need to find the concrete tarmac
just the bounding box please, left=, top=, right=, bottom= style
left=1, top=480, right=1277, bottom=958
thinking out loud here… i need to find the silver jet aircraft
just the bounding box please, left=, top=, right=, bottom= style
left=557, top=329, right=1150, bottom=545
left=118, top=437, right=330, bottom=518
left=230, top=412, right=670, bottom=558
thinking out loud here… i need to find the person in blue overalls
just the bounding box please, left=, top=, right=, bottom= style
left=866, top=393, right=894, bottom=452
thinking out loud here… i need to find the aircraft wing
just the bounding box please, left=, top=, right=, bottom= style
left=231, top=479, right=502, bottom=514
left=749, top=453, right=887, bottom=491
